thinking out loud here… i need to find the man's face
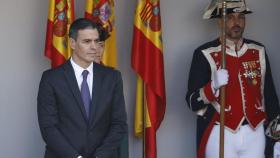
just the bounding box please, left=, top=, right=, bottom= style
left=70, top=28, right=102, bottom=68
left=222, top=13, right=246, bottom=41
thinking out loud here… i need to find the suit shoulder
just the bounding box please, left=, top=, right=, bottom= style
left=94, top=64, right=122, bottom=81
left=95, top=63, right=120, bottom=73
left=41, top=64, right=65, bottom=80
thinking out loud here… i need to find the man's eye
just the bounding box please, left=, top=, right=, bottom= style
left=83, top=40, right=91, bottom=43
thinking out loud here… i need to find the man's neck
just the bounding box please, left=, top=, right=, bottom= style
left=220, top=37, right=243, bottom=51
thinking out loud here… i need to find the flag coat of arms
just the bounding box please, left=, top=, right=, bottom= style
left=45, top=0, right=75, bottom=68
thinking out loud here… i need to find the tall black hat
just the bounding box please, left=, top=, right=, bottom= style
left=203, top=0, right=252, bottom=19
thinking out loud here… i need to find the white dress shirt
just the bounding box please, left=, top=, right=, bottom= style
left=70, top=58, right=93, bottom=97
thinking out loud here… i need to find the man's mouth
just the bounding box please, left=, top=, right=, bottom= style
left=232, top=26, right=241, bottom=32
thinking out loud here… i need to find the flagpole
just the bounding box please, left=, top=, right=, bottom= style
left=219, top=1, right=227, bottom=158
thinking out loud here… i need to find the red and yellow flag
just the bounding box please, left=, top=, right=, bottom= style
left=85, top=0, right=117, bottom=68
left=131, top=0, right=166, bottom=158
left=45, top=0, right=75, bottom=68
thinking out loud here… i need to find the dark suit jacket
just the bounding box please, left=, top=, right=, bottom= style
left=37, top=60, right=127, bottom=158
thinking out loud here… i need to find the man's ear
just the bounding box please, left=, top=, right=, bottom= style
left=70, top=38, right=76, bottom=50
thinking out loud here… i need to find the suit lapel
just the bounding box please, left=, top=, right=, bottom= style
left=63, top=60, right=88, bottom=122
left=89, top=63, right=103, bottom=125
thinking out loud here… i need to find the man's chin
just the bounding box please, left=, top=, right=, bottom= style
left=85, top=57, right=95, bottom=63
left=87, top=55, right=97, bottom=59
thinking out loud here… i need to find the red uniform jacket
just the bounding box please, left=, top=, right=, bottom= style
left=186, top=38, right=280, bottom=158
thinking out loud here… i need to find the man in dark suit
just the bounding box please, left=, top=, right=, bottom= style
left=37, top=18, right=127, bottom=158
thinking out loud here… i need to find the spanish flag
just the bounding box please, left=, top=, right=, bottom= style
left=45, top=0, right=75, bottom=68
left=131, top=0, right=166, bottom=158
left=85, top=0, right=117, bottom=68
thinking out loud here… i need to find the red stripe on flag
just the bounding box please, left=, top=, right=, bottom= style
left=132, top=25, right=166, bottom=158
left=145, top=127, right=157, bottom=158
left=48, top=45, right=67, bottom=68
left=44, top=20, right=67, bottom=68
left=146, top=85, right=165, bottom=130
left=85, top=12, right=100, bottom=23
left=45, top=19, right=54, bottom=59
left=131, top=27, right=165, bottom=101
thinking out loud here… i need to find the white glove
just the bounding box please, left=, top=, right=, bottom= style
left=274, top=142, right=280, bottom=158
left=212, top=69, right=229, bottom=90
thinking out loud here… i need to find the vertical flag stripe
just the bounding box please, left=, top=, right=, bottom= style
left=145, top=127, right=157, bottom=158
left=132, top=28, right=165, bottom=102
left=134, top=77, right=152, bottom=137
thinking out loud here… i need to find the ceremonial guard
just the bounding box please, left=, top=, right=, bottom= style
left=185, top=0, right=280, bottom=157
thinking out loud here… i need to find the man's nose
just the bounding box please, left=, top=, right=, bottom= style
left=233, top=17, right=241, bottom=25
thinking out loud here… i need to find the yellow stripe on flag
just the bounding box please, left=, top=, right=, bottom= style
left=134, top=76, right=152, bottom=137
left=85, top=0, right=94, bottom=13
left=48, top=0, right=56, bottom=21
left=103, top=28, right=117, bottom=67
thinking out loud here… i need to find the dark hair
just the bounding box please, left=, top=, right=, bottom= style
left=97, top=24, right=110, bottom=41
left=69, top=18, right=100, bottom=40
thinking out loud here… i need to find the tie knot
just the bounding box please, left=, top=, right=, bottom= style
left=82, top=70, right=89, bottom=79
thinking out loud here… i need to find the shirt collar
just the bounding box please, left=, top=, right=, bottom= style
left=70, top=58, right=93, bottom=77
left=225, top=38, right=244, bottom=51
